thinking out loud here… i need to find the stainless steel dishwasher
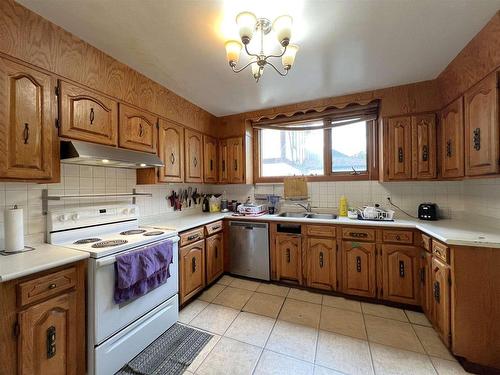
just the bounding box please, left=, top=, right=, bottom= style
left=228, top=221, right=270, bottom=280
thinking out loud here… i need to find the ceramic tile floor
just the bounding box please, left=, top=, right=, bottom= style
left=179, top=275, right=471, bottom=375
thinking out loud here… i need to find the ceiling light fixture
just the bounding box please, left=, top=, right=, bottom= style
left=225, top=12, right=299, bottom=82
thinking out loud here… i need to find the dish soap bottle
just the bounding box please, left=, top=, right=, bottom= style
left=339, top=195, right=348, bottom=217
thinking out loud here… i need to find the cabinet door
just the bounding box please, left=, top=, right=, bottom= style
left=219, top=139, right=229, bottom=183
left=307, top=237, right=337, bottom=291
left=203, top=135, right=218, bottom=183
left=381, top=245, right=420, bottom=305
left=229, top=137, right=244, bottom=183
left=420, top=251, right=433, bottom=319
left=341, top=241, right=376, bottom=297
left=440, top=97, right=464, bottom=178
left=386, top=116, right=412, bottom=180
left=431, top=257, right=450, bottom=347
left=275, top=234, right=302, bottom=284
left=411, top=114, right=437, bottom=179
left=0, top=58, right=56, bottom=180
left=158, top=119, right=184, bottom=182
left=180, top=239, right=205, bottom=304
left=58, top=80, right=118, bottom=146
left=464, top=73, right=499, bottom=176
left=206, top=233, right=223, bottom=284
left=118, top=103, right=157, bottom=153
left=18, top=292, right=77, bottom=375
left=184, top=129, right=203, bottom=182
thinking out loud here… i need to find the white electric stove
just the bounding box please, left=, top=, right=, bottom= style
left=47, top=204, right=180, bottom=375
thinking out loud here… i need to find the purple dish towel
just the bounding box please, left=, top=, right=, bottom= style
left=114, top=240, right=173, bottom=304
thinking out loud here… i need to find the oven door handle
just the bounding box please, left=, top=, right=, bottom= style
left=95, top=236, right=180, bottom=268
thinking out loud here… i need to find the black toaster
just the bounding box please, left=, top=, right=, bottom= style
left=418, top=203, right=438, bottom=221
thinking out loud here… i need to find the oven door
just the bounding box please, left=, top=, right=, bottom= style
left=88, top=236, right=179, bottom=345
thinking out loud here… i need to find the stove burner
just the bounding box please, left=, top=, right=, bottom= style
left=143, top=231, right=165, bottom=236
left=120, top=229, right=146, bottom=235
left=91, top=239, right=128, bottom=248
left=73, top=238, right=101, bottom=244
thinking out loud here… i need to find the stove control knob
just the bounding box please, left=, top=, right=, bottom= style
left=121, top=208, right=129, bottom=215
left=71, top=213, right=80, bottom=221
left=58, top=215, right=66, bottom=222
left=130, top=208, right=136, bottom=215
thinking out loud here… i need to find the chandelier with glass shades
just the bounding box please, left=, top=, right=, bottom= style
left=224, top=12, right=299, bottom=82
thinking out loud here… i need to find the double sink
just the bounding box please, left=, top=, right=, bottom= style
left=277, top=212, right=338, bottom=220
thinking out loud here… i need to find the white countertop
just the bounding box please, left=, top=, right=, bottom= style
left=0, top=243, right=89, bottom=283
left=144, top=212, right=228, bottom=232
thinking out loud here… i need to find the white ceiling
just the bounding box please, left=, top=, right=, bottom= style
left=17, top=0, right=500, bottom=116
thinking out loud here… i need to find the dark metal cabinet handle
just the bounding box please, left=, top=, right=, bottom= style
left=473, top=128, right=481, bottom=151
left=395, top=235, right=401, bottom=241
left=48, top=283, right=57, bottom=290
left=170, top=152, right=175, bottom=165
left=193, top=157, right=198, bottom=167
left=446, top=140, right=452, bottom=157
left=23, top=123, right=29, bottom=144
left=215, top=246, right=218, bottom=259
left=234, top=160, right=238, bottom=171
left=433, top=281, right=440, bottom=302
left=398, top=147, right=404, bottom=163
left=356, top=256, right=361, bottom=272
left=349, top=232, right=368, bottom=238
left=139, top=123, right=144, bottom=137
left=46, top=326, right=56, bottom=358
left=422, top=145, right=428, bottom=161
left=191, top=257, right=196, bottom=273
left=419, top=268, right=425, bottom=284
left=210, top=159, right=213, bottom=171
left=187, top=234, right=199, bottom=241
left=319, top=251, right=324, bottom=268
left=222, top=160, right=226, bottom=172
left=399, top=261, right=405, bottom=277
left=286, top=248, right=290, bottom=263
left=90, top=108, right=95, bottom=125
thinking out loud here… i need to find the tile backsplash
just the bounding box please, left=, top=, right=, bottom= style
left=1, top=164, right=499, bottom=247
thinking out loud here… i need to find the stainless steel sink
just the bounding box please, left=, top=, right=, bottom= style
left=306, top=213, right=338, bottom=220
left=277, top=212, right=309, bottom=218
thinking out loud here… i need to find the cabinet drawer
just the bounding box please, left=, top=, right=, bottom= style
left=382, top=230, right=413, bottom=244
left=306, top=225, right=336, bottom=238
left=18, top=267, right=77, bottom=307
left=342, top=227, right=375, bottom=241
left=432, top=240, right=450, bottom=263
left=205, top=220, right=223, bottom=236
left=180, top=227, right=205, bottom=246
left=421, top=233, right=431, bottom=251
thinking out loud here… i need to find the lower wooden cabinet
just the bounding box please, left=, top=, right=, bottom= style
left=179, top=239, right=206, bottom=304
left=420, top=250, right=433, bottom=317
left=306, top=237, right=337, bottom=291
left=206, top=233, right=224, bottom=284
left=380, top=245, right=420, bottom=305
left=431, top=257, right=450, bottom=346
left=275, top=234, right=302, bottom=284
left=341, top=241, right=376, bottom=297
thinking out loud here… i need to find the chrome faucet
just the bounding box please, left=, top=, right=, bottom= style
left=294, top=202, right=312, bottom=212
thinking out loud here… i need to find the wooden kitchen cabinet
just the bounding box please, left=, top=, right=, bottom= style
left=228, top=137, right=244, bottom=183
left=158, top=119, right=184, bottom=183
left=440, top=97, right=464, bottom=178
left=341, top=241, right=376, bottom=297
left=0, top=58, right=58, bottom=181
left=58, top=80, right=118, bottom=146
left=431, top=257, right=450, bottom=347
left=184, top=129, right=203, bottom=183
left=411, top=114, right=437, bottom=179
left=380, top=245, right=420, bottom=305
left=118, top=103, right=158, bottom=153
left=179, top=239, right=206, bottom=304
left=205, top=233, right=224, bottom=284
left=275, top=234, right=302, bottom=284
left=420, top=250, right=433, bottom=318
left=218, top=139, right=229, bottom=183
left=385, top=116, right=412, bottom=180
left=203, top=135, right=218, bottom=183
left=306, top=237, right=337, bottom=291
left=464, top=72, right=499, bottom=176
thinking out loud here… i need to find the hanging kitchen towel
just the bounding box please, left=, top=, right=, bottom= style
left=114, top=240, right=174, bottom=304
left=283, top=176, right=308, bottom=199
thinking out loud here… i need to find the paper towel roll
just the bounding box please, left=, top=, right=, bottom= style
left=4, top=206, right=24, bottom=252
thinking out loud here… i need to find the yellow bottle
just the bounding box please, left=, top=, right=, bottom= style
left=339, top=195, right=348, bottom=217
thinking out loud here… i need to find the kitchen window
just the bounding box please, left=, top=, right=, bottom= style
left=254, top=101, right=379, bottom=182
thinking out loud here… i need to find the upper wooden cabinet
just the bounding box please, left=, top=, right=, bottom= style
left=464, top=72, right=499, bottom=176
left=341, top=241, right=376, bottom=298
left=380, top=245, right=420, bottom=305
left=440, top=97, right=464, bottom=178
left=203, top=135, right=218, bottom=183
left=0, top=58, right=58, bottom=181
left=218, top=139, right=229, bottom=183
left=158, top=119, right=184, bottom=183
left=411, top=114, right=437, bottom=179
left=118, top=103, right=157, bottom=153
left=275, top=234, right=302, bottom=284
left=306, top=237, right=337, bottom=291
left=58, top=80, right=118, bottom=146
left=185, top=129, right=203, bottom=183
left=385, top=116, right=412, bottom=180
left=228, top=137, right=244, bottom=183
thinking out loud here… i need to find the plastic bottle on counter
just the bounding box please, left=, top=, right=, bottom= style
left=339, top=195, right=348, bottom=217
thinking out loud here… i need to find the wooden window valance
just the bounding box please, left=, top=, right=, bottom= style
left=252, top=100, right=380, bottom=130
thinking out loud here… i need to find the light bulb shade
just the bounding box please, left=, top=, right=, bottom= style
left=236, top=12, right=257, bottom=43
left=225, top=40, right=242, bottom=65
left=273, top=15, right=293, bottom=46
left=282, top=44, right=299, bottom=69
left=251, top=60, right=263, bottom=79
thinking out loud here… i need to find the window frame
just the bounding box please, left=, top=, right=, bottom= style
left=253, top=119, right=378, bottom=183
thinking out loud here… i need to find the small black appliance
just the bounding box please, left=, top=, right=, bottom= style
left=418, top=203, right=438, bottom=221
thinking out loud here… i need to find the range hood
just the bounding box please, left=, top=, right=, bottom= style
left=60, top=140, right=164, bottom=169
